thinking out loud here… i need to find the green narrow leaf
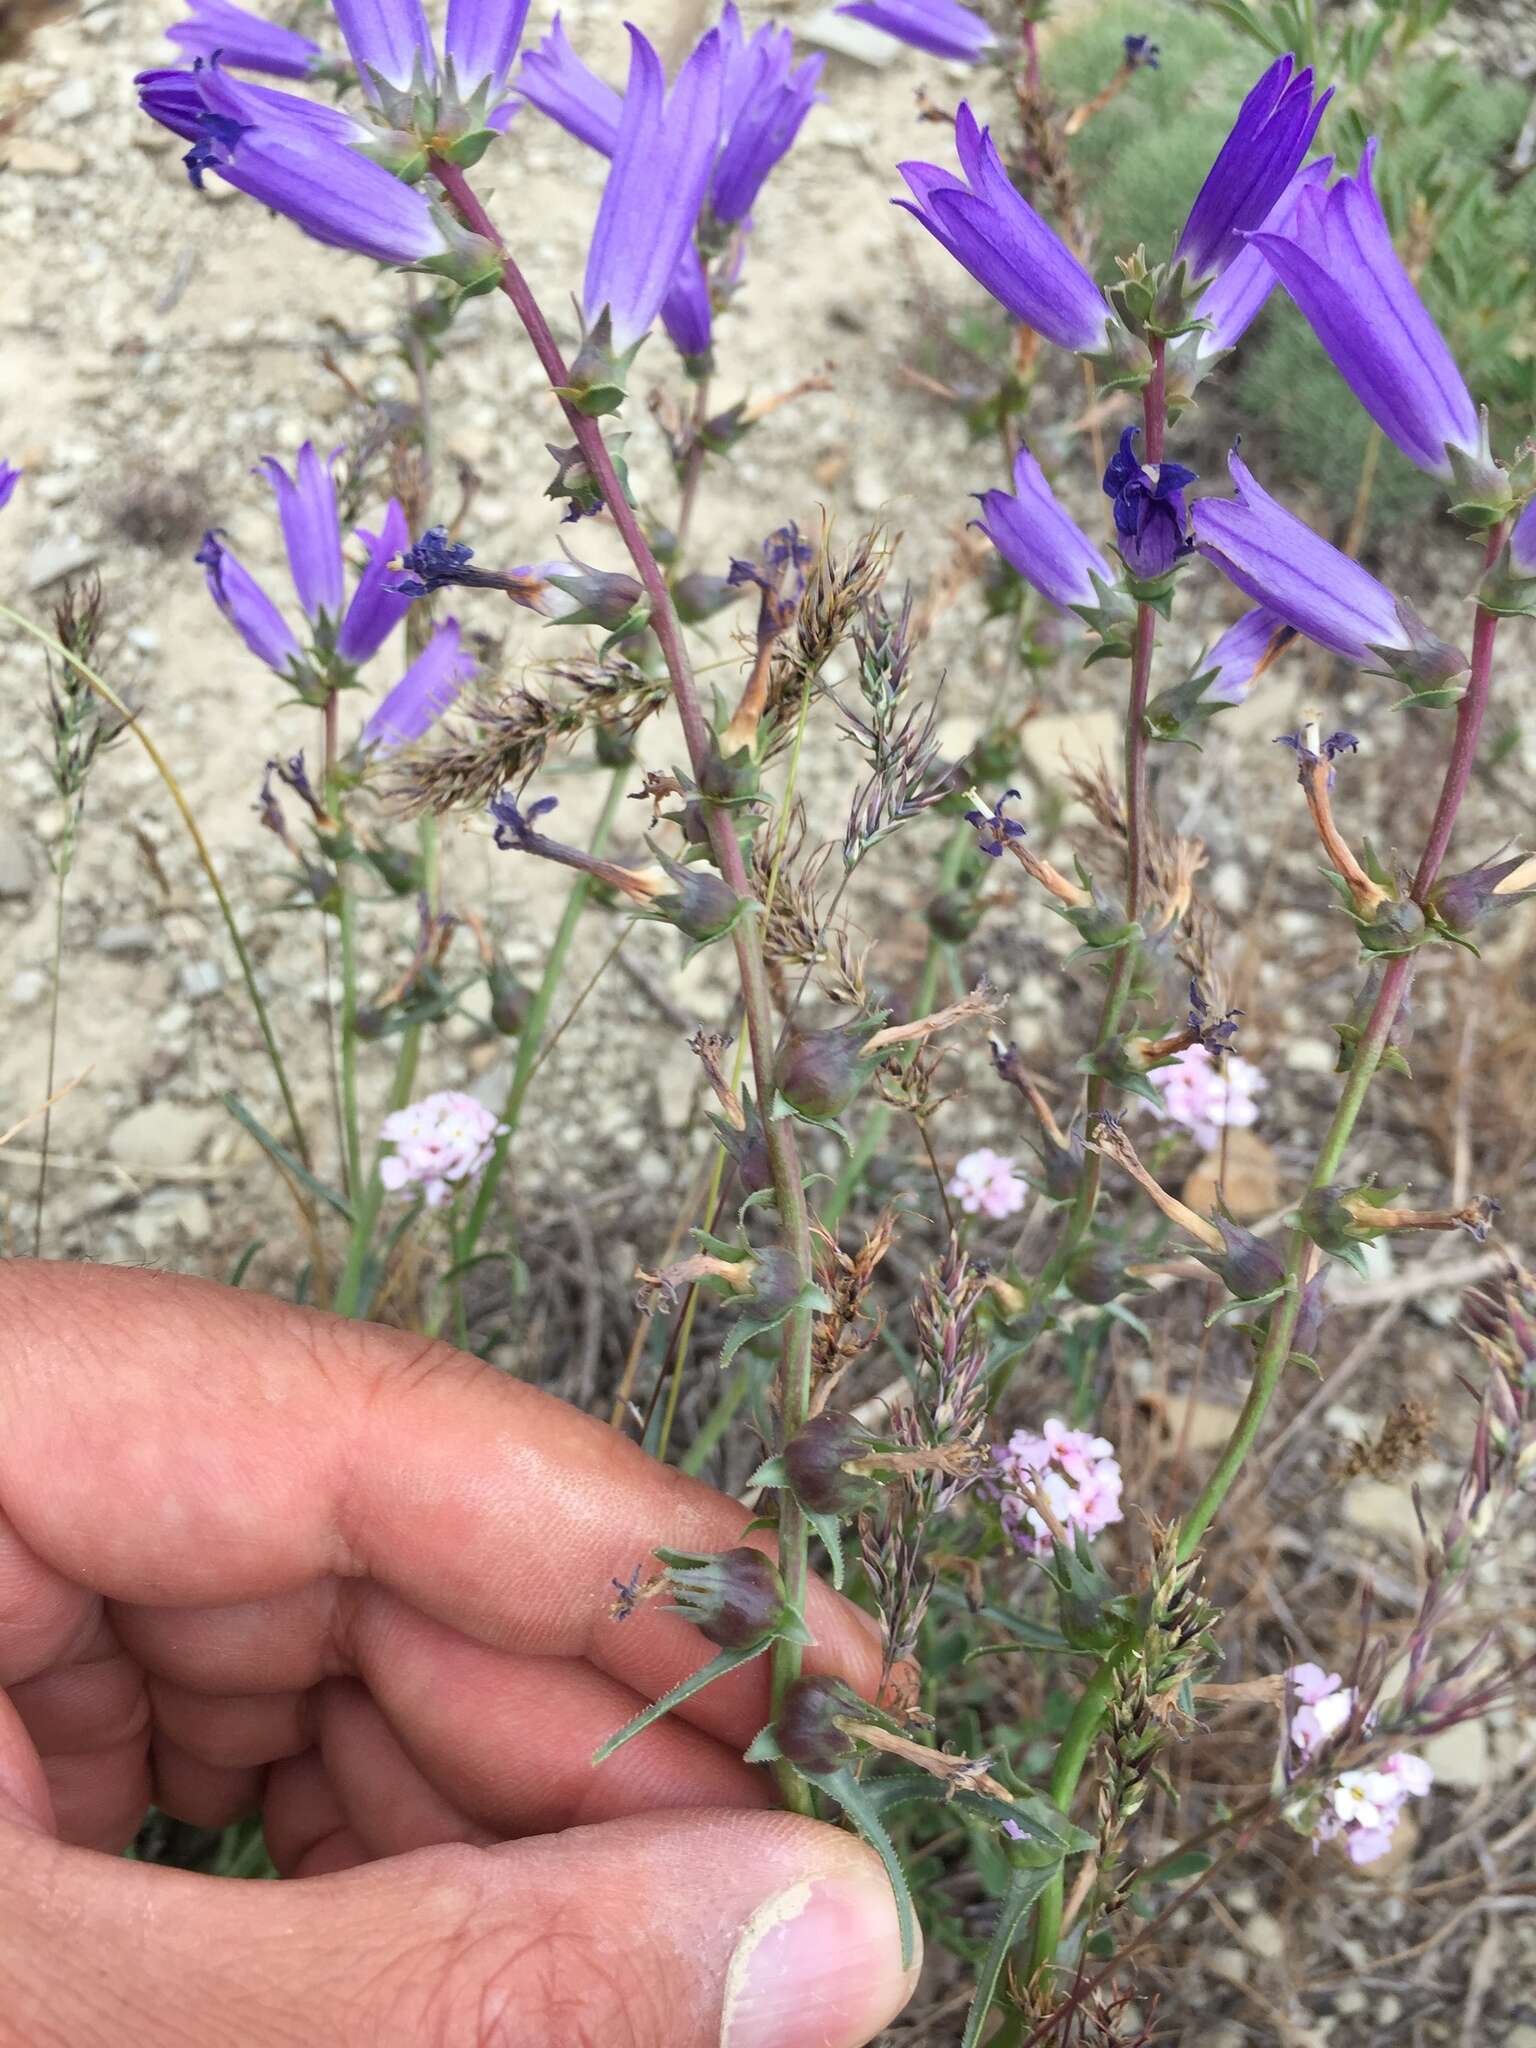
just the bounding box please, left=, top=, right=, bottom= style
left=592, top=1640, right=769, bottom=1764
left=960, top=1861, right=1057, bottom=2048
left=223, top=1092, right=353, bottom=1221
left=227, top=1240, right=265, bottom=1288
left=803, top=1504, right=845, bottom=1589
left=810, top=1766, right=917, bottom=1968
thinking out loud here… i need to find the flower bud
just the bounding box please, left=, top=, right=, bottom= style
left=784, top=1413, right=880, bottom=1516
left=746, top=1245, right=805, bottom=1320
left=1039, top=1124, right=1086, bottom=1202
left=1064, top=1242, right=1128, bottom=1305
left=488, top=965, right=531, bottom=1037
left=658, top=1546, right=788, bottom=1650
left=698, top=743, right=759, bottom=805
left=1196, top=1214, right=1286, bottom=1300
left=1359, top=897, right=1426, bottom=955
left=1429, top=854, right=1533, bottom=935
left=775, top=1019, right=877, bottom=1120
left=775, top=1675, right=860, bottom=1774
left=1298, top=1185, right=1359, bottom=1256
left=927, top=889, right=983, bottom=943
left=672, top=571, right=745, bottom=624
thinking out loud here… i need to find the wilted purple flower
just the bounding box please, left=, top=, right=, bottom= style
left=965, top=787, right=1027, bottom=858
left=392, top=526, right=481, bottom=597
left=488, top=790, right=560, bottom=851
left=1248, top=142, right=1479, bottom=478
left=974, top=444, right=1114, bottom=612
left=166, top=0, right=322, bottom=77
left=360, top=619, right=477, bottom=750
left=1194, top=449, right=1467, bottom=675
left=257, top=442, right=343, bottom=626
left=379, top=1089, right=506, bottom=1207
left=1189, top=156, right=1332, bottom=366
left=332, top=0, right=434, bottom=97
left=196, top=531, right=304, bottom=678
left=1200, top=606, right=1297, bottom=703
left=1102, top=427, right=1196, bottom=579
left=1275, top=725, right=1358, bottom=775
left=1511, top=497, right=1536, bottom=577
left=136, top=65, right=460, bottom=267
left=583, top=26, right=723, bottom=354
left=898, top=105, right=1114, bottom=354
left=0, top=460, right=19, bottom=513
left=1173, top=54, right=1332, bottom=285
left=838, top=0, right=994, bottom=62
left=1123, top=33, right=1159, bottom=69
left=337, top=500, right=413, bottom=664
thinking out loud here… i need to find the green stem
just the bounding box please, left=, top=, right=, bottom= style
left=32, top=835, right=70, bottom=1257
left=336, top=847, right=363, bottom=1205
left=458, top=760, right=628, bottom=1263
left=1028, top=1650, right=1125, bottom=1975
left=0, top=605, right=310, bottom=1170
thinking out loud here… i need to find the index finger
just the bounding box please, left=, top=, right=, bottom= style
left=0, top=1263, right=881, bottom=1742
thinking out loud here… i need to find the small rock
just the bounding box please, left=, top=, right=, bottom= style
left=0, top=828, right=36, bottom=901
left=179, top=959, right=225, bottom=1001
left=798, top=6, right=900, bottom=64
left=126, top=627, right=161, bottom=656
left=97, top=923, right=159, bottom=958
left=26, top=538, right=101, bottom=592
left=1342, top=1477, right=1421, bottom=1549
left=8, top=968, right=49, bottom=1006
left=1244, top=1910, right=1286, bottom=1960
left=1421, top=1716, right=1489, bottom=1790
left=107, top=1101, right=219, bottom=1173
left=1, top=136, right=83, bottom=177
left=47, top=78, right=95, bottom=122
left=1182, top=1128, right=1281, bottom=1221
left=155, top=1001, right=194, bottom=1039
left=1285, top=1035, right=1337, bottom=1075
left=1504, top=2027, right=1536, bottom=2048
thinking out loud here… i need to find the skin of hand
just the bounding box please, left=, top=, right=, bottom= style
left=0, top=1262, right=919, bottom=2048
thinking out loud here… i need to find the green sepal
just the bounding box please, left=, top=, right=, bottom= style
left=1037, top=1526, right=1129, bottom=1653
left=1204, top=1282, right=1285, bottom=1329
left=802, top=1766, right=917, bottom=1968
left=1143, top=665, right=1235, bottom=747
left=1074, top=1040, right=1167, bottom=1107
left=592, top=1639, right=769, bottom=1763
left=719, top=1279, right=833, bottom=1369
left=436, top=125, right=499, bottom=168
left=745, top=1452, right=789, bottom=1490
left=803, top=1504, right=845, bottom=1590
left=1333, top=1019, right=1411, bottom=1077
left=960, top=1861, right=1059, bottom=2048
left=1388, top=683, right=1466, bottom=713
left=742, top=1722, right=782, bottom=1764
left=1067, top=568, right=1137, bottom=659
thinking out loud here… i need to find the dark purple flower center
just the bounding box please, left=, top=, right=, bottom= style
left=1102, top=427, right=1196, bottom=579
left=965, top=788, right=1027, bottom=858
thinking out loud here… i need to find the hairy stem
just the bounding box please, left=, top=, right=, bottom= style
left=435, top=160, right=817, bottom=1807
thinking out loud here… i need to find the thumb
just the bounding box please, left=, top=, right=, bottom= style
left=0, top=1809, right=920, bottom=2048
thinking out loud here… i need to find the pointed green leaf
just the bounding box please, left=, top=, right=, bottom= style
left=960, top=1861, right=1057, bottom=2048
left=809, top=1766, right=917, bottom=1968
left=592, top=1640, right=768, bottom=1764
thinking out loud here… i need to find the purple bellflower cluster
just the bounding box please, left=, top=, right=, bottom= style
left=197, top=442, right=473, bottom=751
left=518, top=7, right=822, bottom=368
left=0, top=460, right=19, bottom=514
left=837, top=0, right=995, bottom=63
left=973, top=445, right=1116, bottom=617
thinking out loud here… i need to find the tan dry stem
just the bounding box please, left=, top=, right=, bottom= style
left=721, top=637, right=776, bottom=757
left=740, top=373, right=834, bottom=425
left=1298, top=754, right=1387, bottom=915
left=863, top=983, right=999, bottom=1056
left=837, top=1721, right=1015, bottom=1802
left=1089, top=1116, right=1225, bottom=1254
left=690, top=1030, right=745, bottom=1131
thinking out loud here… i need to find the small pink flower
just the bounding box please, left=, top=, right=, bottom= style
left=993, top=1415, right=1124, bottom=1556
left=1150, top=1044, right=1265, bottom=1152
left=947, top=1147, right=1028, bottom=1219
left=1292, top=1686, right=1354, bottom=1756
left=1382, top=1752, right=1434, bottom=1798
left=1288, top=1662, right=1343, bottom=1706
left=1345, top=1825, right=1397, bottom=1865
left=379, top=1089, right=507, bottom=1208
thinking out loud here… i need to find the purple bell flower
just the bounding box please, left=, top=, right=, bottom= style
left=898, top=105, right=1113, bottom=354
left=338, top=499, right=413, bottom=664
left=1173, top=54, right=1332, bottom=285
left=137, top=66, right=456, bottom=266
left=165, top=0, right=322, bottom=78
left=1511, top=497, right=1536, bottom=578
left=709, top=10, right=822, bottom=227
left=1246, top=140, right=1481, bottom=478
left=443, top=0, right=530, bottom=100
left=583, top=25, right=723, bottom=354
left=360, top=618, right=477, bottom=750
left=1193, top=449, right=1464, bottom=673
left=974, top=444, right=1114, bottom=613
left=1200, top=606, right=1296, bottom=704
left=0, top=460, right=19, bottom=513
left=331, top=0, right=435, bottom=97
left=836, top=0, right=994, bottom=62
left=196, top=531, right=304, bottom=677
left=1102, top=427, right=1196, bottom=579
left=257, top=442, right=344, bottom=626
left=1190, top=156, right=1331, bottom=366
left=517, top=15, right=622, bottom=152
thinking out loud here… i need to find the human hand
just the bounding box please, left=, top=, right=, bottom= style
left=0, top=1262, right=918, bottom=2046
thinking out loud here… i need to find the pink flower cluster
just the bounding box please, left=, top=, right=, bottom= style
left=1150, top=1043, right=1265, bottom=1152
left=379, top=1090, right=507, bottom=1208
left=994, top=1418, right=1124, bottom=1555
left=948, top=1147, right=1028, bottom=1219
left=1287, top=1663, right=1433, bottom=1865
